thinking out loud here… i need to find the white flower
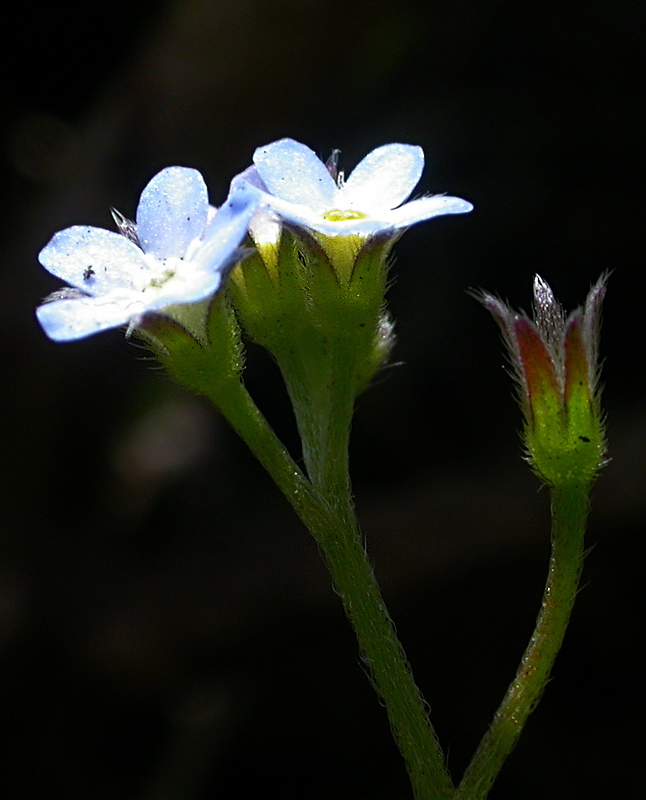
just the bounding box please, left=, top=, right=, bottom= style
left=36, top=167, right=258, bottom=341
left=234, top=138, right=473, bottom=237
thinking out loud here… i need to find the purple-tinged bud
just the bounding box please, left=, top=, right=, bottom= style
left=480, top=275, right=607, bottom=486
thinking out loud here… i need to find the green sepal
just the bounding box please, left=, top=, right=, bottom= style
left=229, top=226, right=396, bottom=400
left=135, top=293, right=246, bottom=398
left=227, top=230, right=311, bottom=352
left=524, top=313, right=605, bottom=487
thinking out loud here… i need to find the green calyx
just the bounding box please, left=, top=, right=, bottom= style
left=228, top=226, right=396, bottom=400
left=517, top=314, right=606, bottom=489
left=524, top=379, right=605, bottom=489
left=224, top=224, right=397, bottom=487
left=482, top=275, right=607, bottom=490
left=135, top=292, right=245, bottom=399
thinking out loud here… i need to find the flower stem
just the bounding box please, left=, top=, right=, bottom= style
left=454, top=482, right=591, bottom=800
left=154, top=308, right=454, bottom=799
left=274, top=333, right=454, bottom=800
left=311, top=504, right=455, bottom=800
left=209, top=381, right=321, bottom=525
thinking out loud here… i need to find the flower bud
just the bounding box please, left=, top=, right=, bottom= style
left=481, top=275, right=607, bottom=487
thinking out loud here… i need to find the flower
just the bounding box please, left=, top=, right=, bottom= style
left=233, top=138, right=473, bottom=237
left=36, top=167, right=258, bottom=341
left=481, top=275, right=607, bottom=485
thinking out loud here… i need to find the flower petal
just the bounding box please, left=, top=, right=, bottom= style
left=257, top=193, right=473, bottom=236
left=190, top=184, right=259, bottom=280
left=247, top=191, right=347, bottom=234
left=36, top=295, right=135, bottom=341
left=38, top=226, right=149, bottom=293
left=136, top=167, right=209, bottom=260
left=383, top=195, right=474, bottom=227
left=337, top=144, right=424, bottom=212
left=231, top=168, right=282, bottom=243
left=230, top=165, right=268, bottom=193
left=248, top=207, right=282, bottom=247
left=253, top=139, right=336, bottom=212
left=146, top=270, right=223, bottom=308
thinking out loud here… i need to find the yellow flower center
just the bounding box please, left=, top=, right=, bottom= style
left=145, top=267, right=176, bottom=290
left=322, top=209, right=368, bottom=222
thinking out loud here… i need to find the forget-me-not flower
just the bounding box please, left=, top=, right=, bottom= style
left=234, top=138, right=472, bottom=237
left=37, top=167, right=258, bottom=341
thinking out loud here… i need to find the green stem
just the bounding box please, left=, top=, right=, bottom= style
left=158, top=308, right=454, bottom=800
left=454, top=482, right=591, bottom=800
left=276, top=334, right=454, bottom=800
left=209, top=381, right=322, bottom=526
left=312, top=505, right=454, bottom=800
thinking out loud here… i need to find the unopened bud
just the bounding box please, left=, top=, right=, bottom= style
left=481, top=275, right=607, bottom=487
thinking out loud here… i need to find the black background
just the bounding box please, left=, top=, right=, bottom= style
left=1, top=1, right=644, bottom=798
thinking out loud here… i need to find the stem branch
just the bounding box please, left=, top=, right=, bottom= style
left=455, top=482, right=591, bottom=800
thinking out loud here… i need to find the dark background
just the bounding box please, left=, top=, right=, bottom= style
left=1, top=1, right=644, bottom=798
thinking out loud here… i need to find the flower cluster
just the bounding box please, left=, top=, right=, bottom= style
left=36, top=139, right=472, bottom=341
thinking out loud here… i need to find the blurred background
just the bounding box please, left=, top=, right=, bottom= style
left=1, top=1, right=644, bottom=798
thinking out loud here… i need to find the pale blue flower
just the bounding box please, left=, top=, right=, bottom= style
left=234, top=138, right=473, bottom=237
left=37, top=167, right=258, bottom=341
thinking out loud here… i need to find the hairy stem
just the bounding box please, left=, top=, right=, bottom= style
left=455, top=482, right=590, bottom=800
left=275, top=334, right=454, bottom=800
